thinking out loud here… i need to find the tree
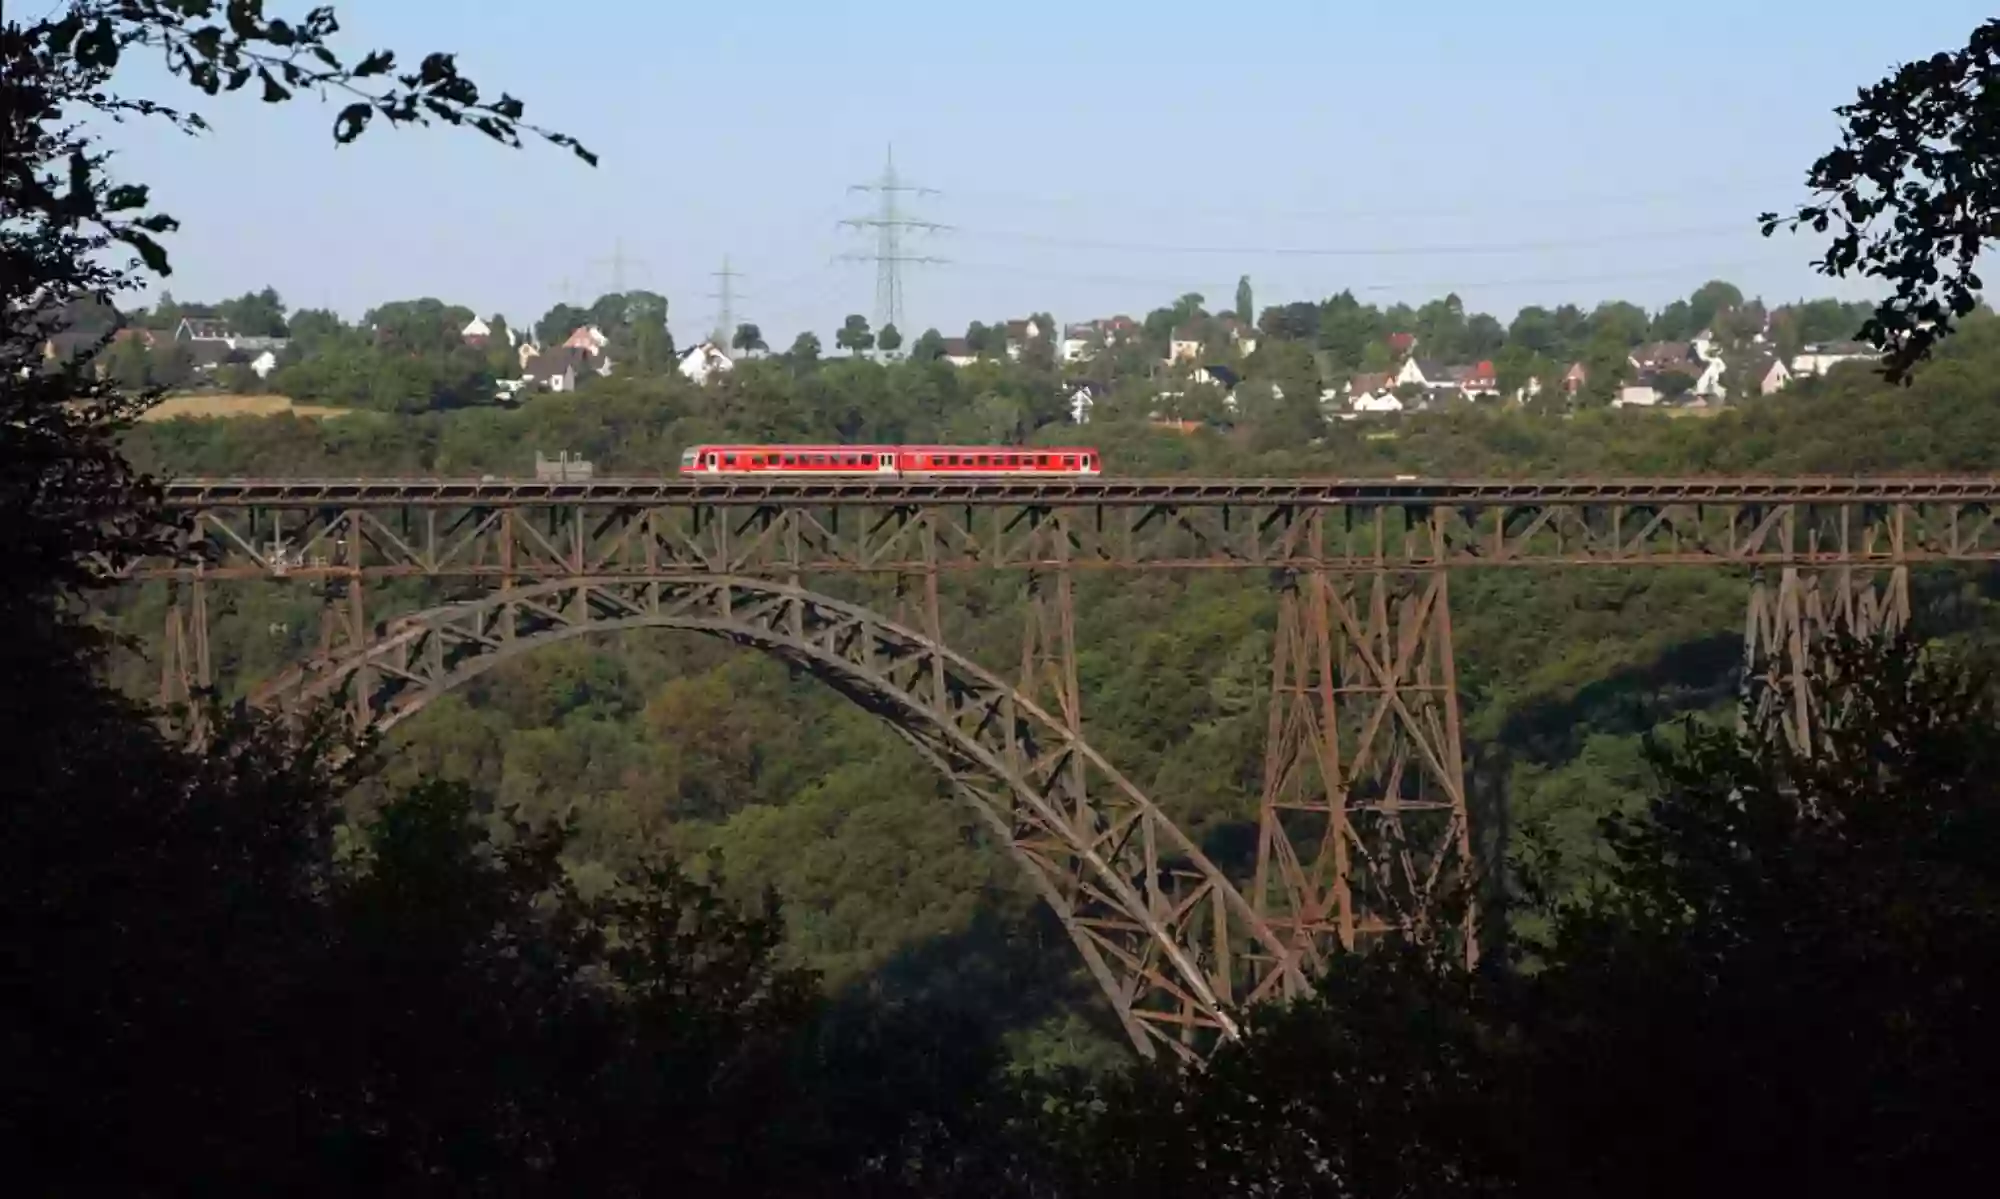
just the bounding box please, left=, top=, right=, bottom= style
left=216, top=286, right=288, bottom=337
left=1763, top=18, right=2000, bottom=380
left=1653, top=369, right=1695, bottom=399
left=731, top=322, right=766, bottom=355
left=910, top=328, right=947, bottom=363
left=836, top=314, right=874, bottom=356
left=1685, top=279, right=1743, bottom=334
left=877, top=322, right=904, bottom=355
left=787, top=331, right=821, bottom=363
left=1234, top=276, right=1253, bottom=330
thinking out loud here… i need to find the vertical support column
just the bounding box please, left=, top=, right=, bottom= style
left=1017, top=512, right=1086, bottom=832
left=1252, top=569, right=1346, bottom=979
left=1744, top=563, right=1910, bottom=753
left=314, top=509, right=372, bottom=731
left=160, top=576, right=212, bottom=739
left=1253, top=560, right=1477, bottom=982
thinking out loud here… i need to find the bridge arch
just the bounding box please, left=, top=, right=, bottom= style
left=254, top=573, right=1306, bottom=1060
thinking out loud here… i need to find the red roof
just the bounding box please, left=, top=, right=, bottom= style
left=1387, top=332, right=1416, bottom=350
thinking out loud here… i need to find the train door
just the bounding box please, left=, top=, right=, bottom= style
left=877, top=450, right=899, bottom=475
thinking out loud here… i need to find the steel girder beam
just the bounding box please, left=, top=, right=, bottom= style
left=134, top=495, right=2000, bottom=580
left=1253, top=562, right=1476, bottom=977
left=159, top=475, right=2000, bottom=507
left=249, top=573, right=1308, bottom=1062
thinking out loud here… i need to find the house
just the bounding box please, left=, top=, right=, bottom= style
left=1002, top=317, right=1045, bottom=360
left=1689, top=355, right=1728, bottom=400
left=1562, top=362, right=1588, bottom=393
left=1613, top=382, right=1661, bottom=408
left=1219, top=316, right=1258, bottom=356
left=1630, top=341, right=1699, bottom=373
left=462, top=316, right=491, bottom=345
left=1750, top=355, right=1791, bottom=395
left=563, top=325, right=610, bottom=356
left=1068, top=381, right=1106, bottom=425
left=1386, top=332, right=1417, bottom=358
left=1346, top=372, right=1401, bottom=412
left=1790, top=341, right=1876, bottom=377
left=1457, top=360, right=1499, bottom=398
left=516, top=340, right=543, bottom=370
left=173, top=316, right=232, bottom=343
left=523, top=347, right=590, bottom=392
left=939, top=337, right=978, bottom=368
left=1191, top=363, right=1239, bottom=391
left=1168, top=323, right=1205, bottom=363
left=677, top=340, right=734, bottom=384
left=1060, top=323, right=1097, bottom=363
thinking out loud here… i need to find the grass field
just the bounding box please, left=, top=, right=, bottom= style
left=139, top=394, right=353, bottom=421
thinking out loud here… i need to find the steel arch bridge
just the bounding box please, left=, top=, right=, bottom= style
left=138, top=474, right=1980, bottom=1059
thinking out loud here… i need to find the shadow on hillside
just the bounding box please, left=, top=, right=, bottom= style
left=809, top=895, right=1130, bottom=1099
left=1494, top=631, right=1745, bottom=765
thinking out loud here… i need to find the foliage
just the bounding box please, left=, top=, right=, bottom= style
left=1024, top=637, right=2000, bottom=1195
left=1762, top=17, right=2000, bottom=380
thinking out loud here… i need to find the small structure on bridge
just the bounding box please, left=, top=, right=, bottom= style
left=534, top=451, right=594, bottom=481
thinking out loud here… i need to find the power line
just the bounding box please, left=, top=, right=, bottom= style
left=838, top=145, right=949, bottom=334
left=941, top=175, right=1800, bottom=224
left=708, top=255, right=746, bottom=347
left=948, top=221, right=1761, bottom=258
left=587, top=237, right=650, bottom=294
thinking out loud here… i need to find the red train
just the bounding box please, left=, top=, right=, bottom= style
left=677, top=444, right=1103, bottom=476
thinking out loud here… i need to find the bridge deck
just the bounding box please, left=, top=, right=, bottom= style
left=159, top=476, right=2000, bottom=507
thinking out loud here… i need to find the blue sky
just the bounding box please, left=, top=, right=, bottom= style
left=102, top=0, right=1992, bottom=344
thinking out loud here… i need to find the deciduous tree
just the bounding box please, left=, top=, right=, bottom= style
left=1762, top=18, right=2000, bottom=380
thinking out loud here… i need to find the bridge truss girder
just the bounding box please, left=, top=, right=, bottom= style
left=141, top=483, right=1961, bottom=1059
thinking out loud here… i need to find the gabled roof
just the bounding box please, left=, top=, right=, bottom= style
left=524, top=347, right=589, bottom=382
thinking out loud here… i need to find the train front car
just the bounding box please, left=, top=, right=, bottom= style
left=894, top=446, right=1102, bottom=476
left=678, top=445, right=899, bottom=475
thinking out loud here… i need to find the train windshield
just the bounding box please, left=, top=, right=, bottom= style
left=679, top=448, right=699, bottom=471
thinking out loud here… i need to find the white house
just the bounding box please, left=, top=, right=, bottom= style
left=1689, top=355, right=1728, bottom=400
left=1613, top=384, right=1661, bottom=408
left=246, top=349, right=280, bottom=379
left=1068, top=383, right=1101, bottom=425
left=1060, top=326, right=1092, bottom=363
left=677, top=340, right=734, bottom=384
left=461, top=316, right=491, bottom=343
left=939, top=337, right=978, bottom=368
left=1168, top=323, right=1204, bottom=363
left=1351, top=392, right=1404, bottom=414
left=1790, top=341, right=1876, bottom=377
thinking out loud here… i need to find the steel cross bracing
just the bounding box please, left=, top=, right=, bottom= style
left=140, top=476, right=1980, bottom=1058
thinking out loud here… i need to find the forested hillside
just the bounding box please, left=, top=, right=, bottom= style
left=113, top=318, right=2000, bottom=1063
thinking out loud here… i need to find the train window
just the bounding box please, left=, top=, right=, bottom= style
left=1082, top=454, right=1092, bottom=467
left=1037, top=455, right=1051, bottom=467
left=811, top=454, right=825, bottom=465
left=752, top=455, right=765, bottom=466
left=1062, top=456, right=1076, bottom=468
left=783, top=454, right=797, bottom=466
left=724, top=454, right=737, bottom=466
left=861, top=453, right=874, bottom=466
